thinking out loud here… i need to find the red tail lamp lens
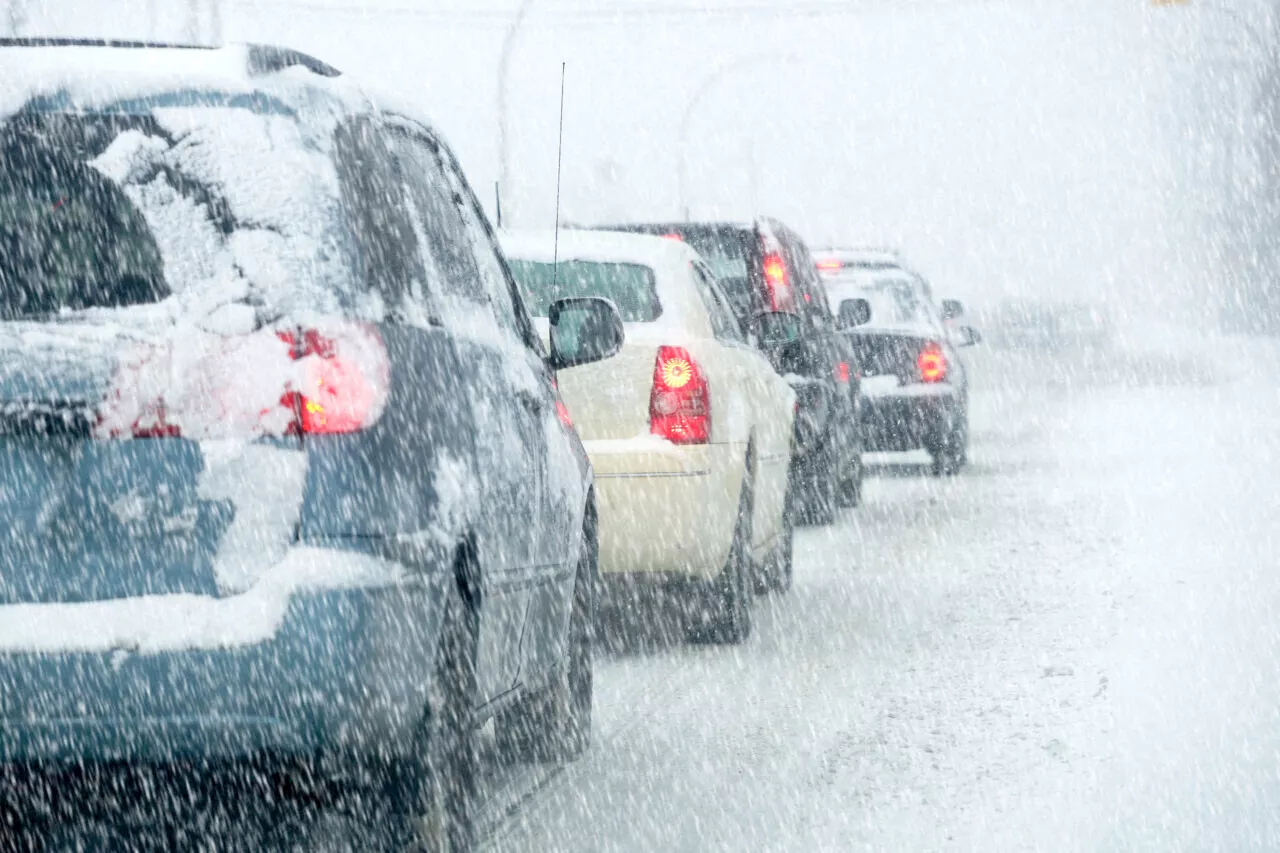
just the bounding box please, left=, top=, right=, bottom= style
left=279, top=325, right=389, bottom=435
left=835, top=361, right=851, bottom=384
left=762, top=251, right=789, bottom=310
left=650, top=345, right=710, bottom=445
left=98, top=324, right=388, bottom=440
left=918, top=342, right=947, bottom=384
left=817, top=259, right=842, bottom=275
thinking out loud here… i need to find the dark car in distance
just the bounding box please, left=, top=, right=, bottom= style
left=0, top=39, right=624, bottom=850
left=597, top=219, right=864, bottom=527
left=816, top=248, right=981, bottom=476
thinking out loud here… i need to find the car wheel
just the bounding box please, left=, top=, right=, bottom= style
left=689, top=477, right=753, bottom=645
left=495, top=513, right=596, bottom=764
left=929, top=412, right=968, bottom=477
left=837, top=448, right=864, bottom=508
left=795, top=446, right=836, bottom=526
left=765, top=480, right=795, bottom=595
left=401, top=575, right=479, bottom=853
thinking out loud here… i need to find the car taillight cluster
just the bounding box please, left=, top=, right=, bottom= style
left=917, top=342, right=947, bottom=384
left=277, top=327, right=389, bottom=435
left=649, top=345, right=710, bottom=445
left=762, top=250, right=790, bottom=311
left=98, top=322, right=390, bottom=440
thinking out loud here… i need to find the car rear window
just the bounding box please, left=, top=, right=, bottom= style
left=506, top=259, right=661, bottom=322
left=836, top=275, right=932, bottom=326
left=0, top=93, right=360, bottom=322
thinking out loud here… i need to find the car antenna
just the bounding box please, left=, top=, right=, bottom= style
left=552, top=61, right=566, bottom=289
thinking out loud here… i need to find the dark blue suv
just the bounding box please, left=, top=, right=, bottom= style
left=0, top=40, right=623, bottom=849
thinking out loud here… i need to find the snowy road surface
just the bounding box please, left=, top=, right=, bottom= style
left=481, top=330, right=1280, bottom=852
left=18, top=329, right=1280, bottom=851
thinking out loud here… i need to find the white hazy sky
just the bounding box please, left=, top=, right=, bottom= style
left=16, top=0, right=1223, bottom=312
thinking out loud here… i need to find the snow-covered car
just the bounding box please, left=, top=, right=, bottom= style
left=599, top=220, right=864, bottom=525
left=0, top=39, right=624, bottom=848
left=501, top=230, right=796, bottom=643
left=816, top=249, right=982, bottom=476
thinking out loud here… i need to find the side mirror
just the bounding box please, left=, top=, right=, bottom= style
left=836, top=298, right=872, bottom=330
left=748, top=310, right=803, bottom=347
left=952, top=325, right=983, bottom=347
left=940, top=299, right=965, bottom=321
left=548, top=296, right=625, bottom=371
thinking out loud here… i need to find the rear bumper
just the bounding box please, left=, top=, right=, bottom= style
left=0, top=549, right=447, bottom=767
left=860, top=385, right=962, bottom=453
left=586, top=439, right=740, bottom=582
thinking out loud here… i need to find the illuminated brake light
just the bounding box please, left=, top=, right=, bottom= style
left=661, top=232, right=685, bottom=242
left=650, top=345, right=710, bottom=445
left=835, top=361, right=851, bottom=384
left=918, top=342, right=947, bottom=384
left=99, top=323, right=388, bottom=440
left=762, top=251, right=789, bottom=311
left=280, top=325, right=389, bottom=435
left=817, top=259, right=842, bottom=275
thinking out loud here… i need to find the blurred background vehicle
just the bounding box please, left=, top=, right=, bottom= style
left=0, top=39, right=625, bottom=851
left=502, top=229, right=796, bottom=643
left=817, top=248, right=981, bottom=477
left=974, top=298, right=1112, bottom=353
left=597, top=220, right=863, bottom=525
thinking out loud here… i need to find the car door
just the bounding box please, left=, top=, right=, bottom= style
left=390, top=123, right=538, bottom=703
left=690, top=260, right=792, bottom=555
left=780, top=230, right=857, bottom=468
left=432, top=144, right=585, bottom=688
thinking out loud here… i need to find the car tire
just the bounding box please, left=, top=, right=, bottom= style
left=495, top=513, right=596, bottom=764
left=929, top=410, right=969, bottom=477
left=837, top=447, right=864, bottom=508
left=689, top=476, right=753, bottom=645
left=397, top=574, right=479, bottom=853
left=760, top=479, right=795, bottom=595
left=795, top=445, right=837, bottom=526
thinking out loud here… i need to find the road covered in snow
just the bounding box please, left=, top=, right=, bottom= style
left=482, top=327, right=1280, bottom=852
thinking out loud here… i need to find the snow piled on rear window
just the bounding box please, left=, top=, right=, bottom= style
left=86, top=104, right=362, bottom=323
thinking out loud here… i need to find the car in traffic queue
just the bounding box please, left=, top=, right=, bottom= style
left=815, top=248, right=982, bottom=476
left=0, top=39, right=627, bottom=851
left=598, top=219, right=863, bottom=525
left=500, top=230, right=797, bottom=643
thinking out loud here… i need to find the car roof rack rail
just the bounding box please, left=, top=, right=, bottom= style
left=0, top=37, right=214, bottom=50
left=0, top=38, right=341, bottom=78
left=245, top=44, right=341, bottom=78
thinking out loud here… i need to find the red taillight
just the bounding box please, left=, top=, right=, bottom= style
left=99, top=323, right=388, bottom=439
left=649, top=345, right=710, bottom=445
left=279, top=326, right=389, bottom=435
left=918, top=342, right=947, bottom=383
left=817, top=259, right=842, bottom=275
left=762, top=251, right=790, bottom=311
left=550, top=377, right=574, bottom=429
left=661, top=232, right=685, bottom=242
left=835, top=361, right=851, bottom=384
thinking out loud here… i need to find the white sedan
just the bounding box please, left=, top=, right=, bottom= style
left=501, top=230, right=797, bottom=644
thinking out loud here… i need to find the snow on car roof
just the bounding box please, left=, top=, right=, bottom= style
left=500, top=228, right=708, bottom=333
left=0, top=42, right=369, bottom=121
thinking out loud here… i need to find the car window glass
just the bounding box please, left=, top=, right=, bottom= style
left=438, top=156, right=526, bottom=339
left=690, top=261, right=746, bottom=343
left=336, top=121, right=428, bottom=318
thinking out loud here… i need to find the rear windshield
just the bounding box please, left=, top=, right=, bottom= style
left=507, top=259, right=661, bottom=322
left=837, top=275, right=933, bottom=326
left=0, top=93, right=357, bottom=322
left=614, top=225, right=755, bottom=321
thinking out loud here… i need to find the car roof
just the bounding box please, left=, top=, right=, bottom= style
left=814, top=246, right=907, bottom=270
left=0, top=40, right=369, bottom=123
left=499, top=228, right=710, bottom=333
